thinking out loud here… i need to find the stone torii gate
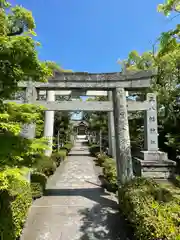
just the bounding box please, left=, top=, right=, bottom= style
left=7, top=70, right=176, bottom=184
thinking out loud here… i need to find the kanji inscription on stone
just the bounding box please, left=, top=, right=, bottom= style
left=149, top=116, right=156, bottom=122
left=145, top=93, right=158, bottom=151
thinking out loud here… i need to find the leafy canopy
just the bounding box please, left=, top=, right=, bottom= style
left=0, top=0, right=51, bottom=99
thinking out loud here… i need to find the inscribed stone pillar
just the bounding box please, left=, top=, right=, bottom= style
left=19, top=81, right=37, bottom=183
left=108, top=91, right=116, bottom=158
left=141, top=92, right=168, bottom=161
left=112, top=88, right=133, bottom=185
left=144, top=93, right=158, bottom=151
left=20, top=81, right=37, bottom=139
left=135, top=92, right=176, bottom=179
left=44, top=91, right=55, bottom=156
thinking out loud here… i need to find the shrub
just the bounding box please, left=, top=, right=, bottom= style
left=52, top=150, right=67, bottom=166
left=89, top=144, right=100, bottom=156
left=63, top=142, right=73, bottom=153
left=119, top=177, right=180, bottom=240
left=96, top=152, right=107, bottom=166
left=93, top=153, right=117, bottom=191
left=30, top=172, right=47, bottom=199
left=33, top=154, right=56, bottom=177
left=176, top=175, right=180, bottom=187
left=0, top=168, right=32, bottom=240
left=102, top=157, right=117, bottom=191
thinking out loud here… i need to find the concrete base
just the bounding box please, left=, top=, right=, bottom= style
left=133, top=151, right=176, bottom=179
left=139, top=150, right=168, bottom=161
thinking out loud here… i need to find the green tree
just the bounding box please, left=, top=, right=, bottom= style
left=84, top=96, right=108, bottom=134
left=0, top=0, right=51, bottom=100
left=119, top=9, right=180, bottom=169
left=158, top=0, right=180, bottom=16
left=54, top=111, right=72, bottom=148
left=0, top=1, right=56, bottom=168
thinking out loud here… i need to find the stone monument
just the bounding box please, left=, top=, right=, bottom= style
left=133, top=93, right=176, bottom=179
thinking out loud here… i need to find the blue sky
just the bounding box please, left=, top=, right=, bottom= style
left=11, top=0, right=179, bottom=120
left=12, top=0, right=179, bottom=73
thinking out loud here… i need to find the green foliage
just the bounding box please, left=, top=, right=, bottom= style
left=84, top=97, right=108, bottom=134
left=158, top=0, right=180, bottom=16
left=0, top=1, right=52, bottom=100
left=102, top=157, right=117, bottom=189
left=58, top=149, right=67, bottom=158
left=0, top=101, right=48, bottom=168
left=0, top=134, right=49, bottom=168
left=51, top=150, right=67, bottom=167
left=119, top=177, right=180, bottom=240
left=0, top=168, right=32, bottom=240
left=32, top=155, right=56, bottom=177
left=89, top=144, right=100, bottom=157
left=63, top=142, right=73, bottom=152
left=96, top=152, right=107, bottom=166
left=53, top=111, right=72, bottom=149
left=0, top=102, right=45, bottom=135
left=175, top=175, right=180, bottom=187
left=30, top=171, right=47, bottom=199
left=95, top=153, right=117, bottom=190
left=120, top=27, right=180, bottom=170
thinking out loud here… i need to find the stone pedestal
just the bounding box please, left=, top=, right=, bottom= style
left=139, top=150, right=168, bottom=161
left=133, top=151, right=176, bottom=179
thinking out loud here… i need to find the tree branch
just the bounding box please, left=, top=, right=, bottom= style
left=7, top=27, right=23, bottom=36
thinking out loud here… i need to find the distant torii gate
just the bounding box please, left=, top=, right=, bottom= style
left=6, top=71, right=176, bottom=186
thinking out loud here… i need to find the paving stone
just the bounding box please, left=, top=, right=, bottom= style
left=20, top=140, right=132, bottom=240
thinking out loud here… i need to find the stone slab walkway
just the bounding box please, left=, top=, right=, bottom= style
left=20, top=140, right=131, bottom=240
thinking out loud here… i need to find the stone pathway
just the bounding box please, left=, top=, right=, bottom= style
left=20, top=140, right=131, bottom=240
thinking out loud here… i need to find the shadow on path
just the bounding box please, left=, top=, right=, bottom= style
left=45, top=187, right=117, bottom=207
left=45, top=188, right=134, bottom=240
left=68, top=152, right=90, bottom=156
left=78, top=204, right=133, bottom=240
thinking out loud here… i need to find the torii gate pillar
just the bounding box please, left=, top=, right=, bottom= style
left=108, top=91, right=116, bottom=158
left=44, top=91, right=55, bottom=156
left=113, top=88, right=133, bottom=184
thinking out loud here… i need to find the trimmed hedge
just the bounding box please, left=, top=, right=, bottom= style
left=102, top=157, right=117, bottom=191
left=96, top=152, right=107, bottom=165
left=89, top=144, right=100, bottom=157
left=0, top=169, right=32, bottom=240
left=33, top=154, right=56, bottom=177
left=95, top=153, right=117, bottom=190
left=61, top=142, right=73, bottom=154
left=175, top=175, right=180, bottom=187
left=52, top=150, right=67, bottom=166
left=94, top=152, right=180, bottom=239
left=30, top=172, right=47, bottom=199
left=119, top=177, right=180, bottom=240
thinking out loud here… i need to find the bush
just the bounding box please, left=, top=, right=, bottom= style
left=63, top=142, right=73, bottom=153
left=33, top=154, right=56, bottom=177
left=102, top=157, right=117, bottom=191
left=52, top=150, right=67, bottom=166
left=89, top=144, right=100, bottom=156
left=93, top=153, right=117, bottom=191
left=119, top=177, right=180, bottom=240
left=0, top=168, right=32, bottom=240
left=60, top=142, right=73, bottom=155
left=176, top=175, right=180, bottom=187
left=96, top=152, right=107, bottom=166
left=30, top=172, right=47, bottom=199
